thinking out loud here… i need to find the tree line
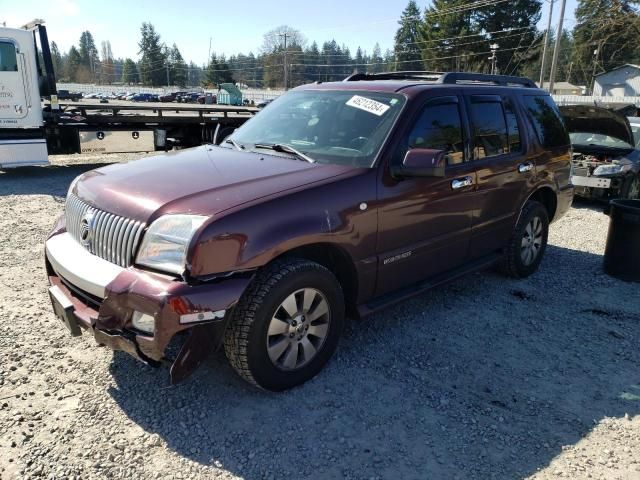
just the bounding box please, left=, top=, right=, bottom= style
left=50, top=0, right=640, bottom=89
left=394, top=0, right=640, bottom=88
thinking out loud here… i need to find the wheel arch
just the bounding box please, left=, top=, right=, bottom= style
left=520, top=185, right=558, bottom=223
left=274, top=242, right=359, bottom=317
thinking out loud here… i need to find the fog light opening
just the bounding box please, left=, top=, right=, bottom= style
left=131, top=311, right=155, bottom=334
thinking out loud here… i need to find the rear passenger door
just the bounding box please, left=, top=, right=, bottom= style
left=520, top=94, right=572, bottom=193
left=465, top=94, right=532, bottom=258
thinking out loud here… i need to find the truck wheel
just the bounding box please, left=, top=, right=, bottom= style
left=224, top=258, right=344, bottom=391
left=502, top=201, right=549, bottom=278
left=621, top=174, right=640, bottom=200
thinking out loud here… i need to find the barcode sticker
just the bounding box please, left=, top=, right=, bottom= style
left=346, top=95, right=390, bottom=116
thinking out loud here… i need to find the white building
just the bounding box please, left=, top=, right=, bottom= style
left=593, top=64, right=640, bottom=97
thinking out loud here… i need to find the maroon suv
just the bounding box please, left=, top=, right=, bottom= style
left=45, top=72, right=573, bottom=391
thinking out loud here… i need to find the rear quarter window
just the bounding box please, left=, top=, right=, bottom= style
left=522, top=95, right=569, bottom=149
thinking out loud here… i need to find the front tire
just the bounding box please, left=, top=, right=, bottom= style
left=502, top=201, right=549, bottom=278
left=224, top=258, right=345, bottom=391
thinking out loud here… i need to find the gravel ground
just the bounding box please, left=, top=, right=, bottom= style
left=1, top=154, right=639, bottom=480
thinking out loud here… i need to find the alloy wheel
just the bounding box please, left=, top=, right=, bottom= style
left=521, top=216, right=543, bottom=266
left=266, top=288, right=331, bottom=370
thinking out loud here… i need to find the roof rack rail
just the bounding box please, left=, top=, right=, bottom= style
left=438, top=72, right=536, bottom=87
left=344, top=71, right=443, bottom=82
left=344, top=71, right=537, bottom=88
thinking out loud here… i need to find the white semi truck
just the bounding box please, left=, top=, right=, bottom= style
left=0, top=22, right=256, bottom=168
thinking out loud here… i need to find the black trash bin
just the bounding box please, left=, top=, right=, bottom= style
left=603, top=199, right=640, bottom=282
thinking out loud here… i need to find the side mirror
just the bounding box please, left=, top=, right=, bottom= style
left=391, top=148, right=447, bottom=178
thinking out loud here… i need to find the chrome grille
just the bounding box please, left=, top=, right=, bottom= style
left=65, top=194, right=146, bottom=268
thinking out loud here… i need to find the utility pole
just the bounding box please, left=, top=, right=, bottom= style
left=278, top=32, right=289, bottom=90
left=539, top=0, right=555, bottom=89
left=590, top=47, right=599, bottom=95
left=490, top=43, right=499, bottom=75
left=166, top=63, right=170, bottom=86
left=548, top=0, right=567, bottom=94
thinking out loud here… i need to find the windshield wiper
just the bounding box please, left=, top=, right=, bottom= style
left=225, top=138, right=244, bottom=151
left=254, top=143, right=315, bottom=163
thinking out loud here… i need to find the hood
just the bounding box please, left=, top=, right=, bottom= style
left=72, top=145, right=357, bottom=222
left=559, top=105, right=634, bottom=145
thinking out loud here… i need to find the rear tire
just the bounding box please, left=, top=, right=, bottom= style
left=502, top=201, right=549, bottom=278
left=224, top=258, right=344, bottom=391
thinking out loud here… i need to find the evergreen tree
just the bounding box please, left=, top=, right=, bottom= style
left=520, top=29, right=573, bottom=84
left=169, top=44, right=187, bottom=86
left=354, top=47, right=365, bottom=73
left=121, top=58, right=139, bottom=84
left=383, top=49, right=395, bottom=72
left=205, top=53, right=233, bottom=86
left=138, top=23, right=166, bottom=86
left=65, top=46, right=82, bottom=82
left=187, top=61, right=203, bottom=86
left=304, top=42, right=321, bottom=82
left=371, top=43, right=384, bottom=73
left=78, top=31, right=98, bottom=81
left=421, top=0, right=477, bottom=72
left=394, top=0, right=424, bottom=70
left=472, top=0, right=542, bottom=75
left=571, top=0, right=640, bottom=87
left=50, top=41, right=63, bottom=80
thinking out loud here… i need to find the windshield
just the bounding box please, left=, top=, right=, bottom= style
left=228, top=90, right=406, bottom=167
left=569, top=132, right=634, bottom=149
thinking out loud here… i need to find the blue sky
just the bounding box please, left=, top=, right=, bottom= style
left=1, top=0, right=578, bottom=65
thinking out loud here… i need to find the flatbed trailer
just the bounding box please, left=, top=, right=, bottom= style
left=0, top=22, right=257, bottom=168
left=43, top=101, right=257, bottom=156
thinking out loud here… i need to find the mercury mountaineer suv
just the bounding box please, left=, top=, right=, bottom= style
left=45, top=72, right=574, bottom=391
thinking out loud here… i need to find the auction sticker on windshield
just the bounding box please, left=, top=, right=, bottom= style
left=346, top=95, right=390, bottom=116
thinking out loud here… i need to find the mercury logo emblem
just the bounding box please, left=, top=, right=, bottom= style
left=80, top=211, right=95, bottom=248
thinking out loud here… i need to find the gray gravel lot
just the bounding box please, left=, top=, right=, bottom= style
left=1, top=154, right=639, bottom=480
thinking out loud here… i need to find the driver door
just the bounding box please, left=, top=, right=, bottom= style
left=376, top=95, right=481, bottom=295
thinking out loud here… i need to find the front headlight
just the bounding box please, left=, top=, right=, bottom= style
left=67, top=175, right=81, bottom=198
left=593, top=163, right=632, bottom=176
left=136, top=214, right=207, bottom=275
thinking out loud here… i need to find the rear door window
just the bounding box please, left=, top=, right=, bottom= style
left=503, top=98, right=522, bottom=152
left=469, top=97, right=509, bottom=159
left=0, top=42, right=18, bottom=72
left=522, top=95, right=569, bottom=148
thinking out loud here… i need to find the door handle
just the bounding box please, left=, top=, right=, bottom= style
left=451, top=176, right=473, bottom=190
left=518, top=162, right=534, bottom=173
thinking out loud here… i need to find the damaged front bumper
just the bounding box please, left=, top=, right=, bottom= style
left=45, top=230, right=252, bottom=383
left=571, top=174, right=624, bottom=200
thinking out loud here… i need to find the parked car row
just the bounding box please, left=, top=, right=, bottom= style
left=54, top=89, right=264, bottom=106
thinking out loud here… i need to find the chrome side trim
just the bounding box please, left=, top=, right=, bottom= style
left=46, top=232, right=124, bottom=298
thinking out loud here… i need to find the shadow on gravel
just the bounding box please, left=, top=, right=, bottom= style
left=0, top=163, right=111, bottom=197
left=108, top=244, right=640, bottom=479
left=571, top=195, right=607, bottom=213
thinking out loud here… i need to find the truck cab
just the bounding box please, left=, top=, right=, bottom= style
left=0, top=25, right=49, bottom=167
